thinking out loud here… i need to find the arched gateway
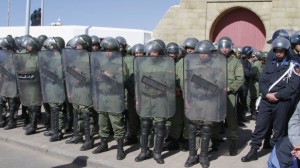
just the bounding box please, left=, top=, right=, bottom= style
left=211, top=7, right=266, bottom=51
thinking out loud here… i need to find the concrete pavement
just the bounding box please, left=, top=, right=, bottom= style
left=0, top=113, right=271, bottom=168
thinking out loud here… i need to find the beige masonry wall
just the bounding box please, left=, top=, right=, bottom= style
left=153, top=0, right=300, bottom=51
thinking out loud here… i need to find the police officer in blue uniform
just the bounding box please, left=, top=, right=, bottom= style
left=241, top=36, right=300, bottom=162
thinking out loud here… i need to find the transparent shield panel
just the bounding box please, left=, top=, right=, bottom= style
left=13, top=53, right=42, bottom=106
left=184, top=53, right=227, bottom=122
left=38, top=49, right=65, bottom=104
left=0, top=50, right=17, bottom=98
left=62, top=48, right=92, bottom=106
left=134, top=56, right=175, bottom=118
left=90, top=51, right=125, bottom=113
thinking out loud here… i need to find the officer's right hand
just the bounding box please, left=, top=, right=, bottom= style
left=266, top=93, right=278, bottom=102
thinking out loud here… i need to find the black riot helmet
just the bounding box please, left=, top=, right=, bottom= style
left=43, top=36, right=65, bottom=50
left=145, top=40, right=166, bottom=56
left=22, top=37, right=40, bottom=52
left=233, top=46, right=242, bottom=54
left=14, top=36, right=22, bottom=50
left=131, top=43, right=145, bottom=56
left=272, top=36, right=291, bottom=52
left=241, top=46, right=253, bottom=58
left=183, top=37, right=199, bottom=49
left=19, top=35, right=33, bottom=50
left=195, top=40, right=215, bottom=54
left=153, top=39, right=167, bottom=54
left=217, top=38, right=233, bottom=51
left=290, top=31, right=300, bottom=49
left=267, top=29, right=290, bottom=44
left=0, top=36, right=16, bottom=50
left=72, top=35, right=91, bottom=50
left=100, top=37, right=120, bottom=51
left=66, top=38, right=76, bottom=49
left=166, top=42, right=180, bottom=55
left=115, top=36, right=127, bottom=48
left=79, top=34, right=92, bottom=50
left=91, top=35, right=100, bottom=46
left=37, top=35, right=48, bottom=46
left=54, top=37, right=65, bottom=50
left=218, top=36, right=232, bottom=43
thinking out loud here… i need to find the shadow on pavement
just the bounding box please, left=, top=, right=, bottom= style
left=52, top=155, right=88, bottom=168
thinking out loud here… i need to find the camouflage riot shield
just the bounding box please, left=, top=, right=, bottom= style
left=13, top=53, right=42, bottom=106
left=62, top=48, right=92, bottom=106
left=0, top=50, right=17, bottom=98
left=90, top=51, right=125, bottom=113
left=184, top=53, right=227, bottom=122
left=38, top=49, right=65, bottom=104
left=134, top=56, right=175, bottom=118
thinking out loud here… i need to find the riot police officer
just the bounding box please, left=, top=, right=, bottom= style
left=91, top=35, right=101, bottom=52
left=123, top=43, right=145, bottom=146
left=266, top=29, right=291, bottom=62
left=183, top=37, right=199, bottom=54
left=0, top=36, right=18, bottom=130
left=181, top=37, right=200, bottom=150
left=216, top=37, right=244, bottom=155
left=290, top=31, right=300, bottom=62
left=237, top=46, right=255, bottom=126
left=184, top=40, right=227, bottom=168
left=91, top=37, right=127, bottom=160
left=14, top=37, right=43, bottom=135
left=63, top=35, right=94, bottom=151
left=39, top=36, right=66, bottom=141
left=115, top=36, right=127, bottom=57
left=241, top=37, right=300, bottom=162
left=165, top=42, right=184, bottom=151
left=248, top=51, right=264, bottom=120
left=134, top=39, right=175, bottom=164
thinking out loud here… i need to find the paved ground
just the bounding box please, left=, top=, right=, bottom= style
left=0, top=112, right=271, bottom=168
left=0, top=141, right=81, bottom=168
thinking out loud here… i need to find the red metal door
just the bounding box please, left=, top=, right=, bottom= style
left=211, top=8, right=266, bottom=51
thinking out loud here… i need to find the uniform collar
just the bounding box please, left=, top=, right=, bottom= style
left=272, top=57, right=289, bottom=66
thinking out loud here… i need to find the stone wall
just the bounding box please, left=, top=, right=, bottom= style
left=153, top=0, right=300, bottom=51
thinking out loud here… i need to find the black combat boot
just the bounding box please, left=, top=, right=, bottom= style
left=199, top=125, right=211, bottom=168
left=25, top=106, right=38, bottom=135
left=65, top=109, right=83, bottom=144
left=92, top=138, right=108, bottom=154
left=135, top=119, right=152, bottom=162
left=0, top=102, right=6, bottom=128
left=44, top=103, right=51, bottom=129
left=229, top=139, right=237, bottom=156
left=153, top=121, right=165, bottom=164
left=241, top=148, right=258, bottom=162
left=22, top=106, right=30, bottom=129
left=184, top=123, right=198, bottom=167
left=49, top=107, right=63, bottom=142
left=43, top=108, right=52, bottom=136
left=4, top=98, right=17, bottom=130
left=116, top=138, right=126, bottom=160
left=80, top=112, right=94, bottom=151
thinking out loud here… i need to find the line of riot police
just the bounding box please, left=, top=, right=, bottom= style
left=1, top=31, right=298, bottom=167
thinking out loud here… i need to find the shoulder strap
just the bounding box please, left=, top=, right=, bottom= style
left=268, top=62, right=296, bottom=92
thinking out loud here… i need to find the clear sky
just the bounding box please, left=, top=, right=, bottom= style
left=0, top=0, right=180, bottom=31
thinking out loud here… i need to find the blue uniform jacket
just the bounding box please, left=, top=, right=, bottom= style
left=259, top=53, right=300, bottom=100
